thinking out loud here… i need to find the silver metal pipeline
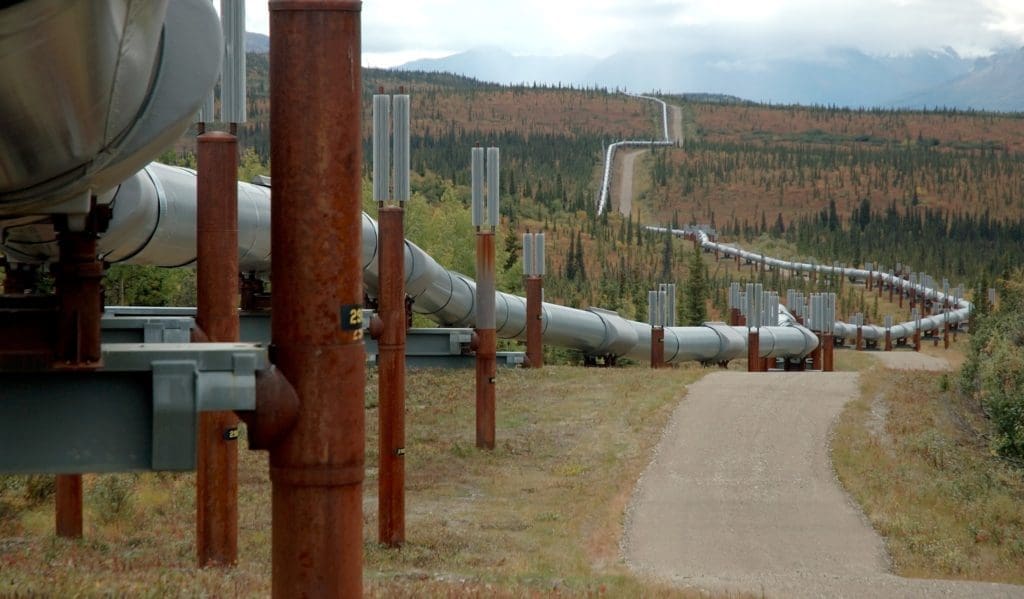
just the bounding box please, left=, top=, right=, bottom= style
left=596, top=94, right=677, bottom=216
left=650, top=225, right=974, bottom=343
left=0, top=0, right=223, bottom=218
left=2, top=165, right=817, bottom=364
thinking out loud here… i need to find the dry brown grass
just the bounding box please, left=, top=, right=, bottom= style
left=831, top=362, right=1024, bottom=584
left=1, top=364, right=723, bottom=597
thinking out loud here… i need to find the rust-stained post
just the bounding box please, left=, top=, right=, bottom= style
left=525, top=275, right=543, bottom=367
left=196, top=130, right=241, bottom=567
left=651, top=326, right=665, bottom=368
left=377, top=207, right=405, bottom=545
left=475, top=233, right=497, bottom=449
left=268, top=2, right=365, bottom=596
left=53, top=213, right=106, bottom=539
left=648, top=289, right=665, bottom=369
left=522, top=232, right=544, bottom=369
left=472, top=146, right=499, bottom=449
left=55, top=474, right=83, bottom=538
left=747, top=329, right=761, bottom=372
left=372, top=89, right=410, bottom=548
left=822, top=334, right=834, bottom=372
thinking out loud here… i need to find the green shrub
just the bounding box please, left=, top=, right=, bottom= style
left=959, top=271, right=1024, bottom=462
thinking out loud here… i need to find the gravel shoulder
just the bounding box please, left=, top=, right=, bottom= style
left=869, top=350, right=951, bottom=371
left=623, top=371, right=1023, bottom=598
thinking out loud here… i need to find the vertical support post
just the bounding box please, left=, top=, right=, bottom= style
left=651, top=326, right=665, bottom=368
left=747, top=329, right=761, bottom=372
left=55, top=474, right=83, bottom=538
left=475, top=233, right=496, bottom=449
left=472, top=146, right=498, bottom=450
left=525, top=275, right=543, bottom=367
left=375, top=91, right=409, bottom=547
left=269, top=2, right=364, bottom=596
left=53, top=215, right=105, bottom=539
left=822, top=293, right=835, bottom=372
left=196, top=131, right=241, bottom=567
left=377, top=207, right=405, bottom=546
left=523, top=232, right=544, bottom=369
left=649, top=289, right=665, bottom=369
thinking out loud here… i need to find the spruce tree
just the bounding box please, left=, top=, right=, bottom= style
left=684, top=242, right=708, bottom=325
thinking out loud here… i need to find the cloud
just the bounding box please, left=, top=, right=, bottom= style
left=244, top=0, right=1024, bottom=61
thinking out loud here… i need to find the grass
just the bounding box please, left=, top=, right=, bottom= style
left=1, top=364, right=723, bottom=597
left=831, top=361, right=1024, bottom=584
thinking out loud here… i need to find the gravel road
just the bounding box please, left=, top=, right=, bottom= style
left=623, top=371, right=1023, bottom=598
left=616, top=149, right=643, bottom=217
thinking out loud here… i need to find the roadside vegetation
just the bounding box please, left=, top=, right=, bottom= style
left=1, top=365, right=732, bottom=597
left=832, top=286, right=1024, bottom=584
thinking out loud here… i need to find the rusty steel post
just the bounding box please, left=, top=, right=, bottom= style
left=524, top=275, right=543, bottom=368
left=747, top=329, right=761, bottom=372
left=822, top=334, right=834, bottom=372
left=53, top=219, right=105, bottom=539
left=885, top=330, right=893, bottom=351
left=913, top=329, right=921, bottom=352
left=811, top=334, right=823, bottom=370
left=728, top=307, right=739, bottom=326
left=856, top=326, right=863, bottom=351
left=650, top=326, right=665, bottom=368
left=269, top=2, right=365, bottom=596
left=377, top=206, right=406, bottom=547
left=55, top=475, right=83, bottom=538
left=196, top=131, right=241, bottom=567
left=475, top=231, right=497, bottom=449
left=54, top=227, right=103, bottom=366
left=943, top=324, right=950, bottom=349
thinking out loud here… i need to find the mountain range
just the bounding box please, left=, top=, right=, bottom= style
left=397, top=46, right=1024, bottom=112
left=242, top=34, right=1022, bottom=111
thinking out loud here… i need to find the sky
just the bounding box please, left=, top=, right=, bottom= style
left=241, top=0, right=1024, bottom=67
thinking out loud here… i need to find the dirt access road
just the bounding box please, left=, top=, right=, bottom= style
left=624, top=371, right=1023, bottom=598
left=614, top=102, right=686, bottom=217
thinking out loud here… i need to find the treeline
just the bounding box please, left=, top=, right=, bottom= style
left=784, top=199, right=1024, bottom=284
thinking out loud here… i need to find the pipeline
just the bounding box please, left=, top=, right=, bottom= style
left=649, top=225, right=974, bottom=343
left=596, top=94, right=677, bottom=216
left=3, top=166, right=816, bottom=365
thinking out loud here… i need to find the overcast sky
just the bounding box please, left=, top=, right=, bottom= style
left=242, top=0, right=1024, bottom=67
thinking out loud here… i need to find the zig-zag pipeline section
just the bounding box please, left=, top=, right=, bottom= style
left=596, top=94, right=677, bottom=215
